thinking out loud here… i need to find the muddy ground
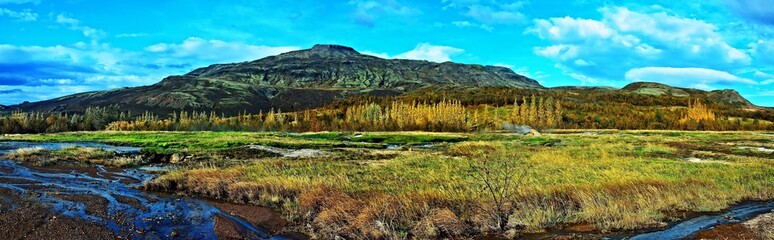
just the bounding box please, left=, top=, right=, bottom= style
left=0, top=188, right=116, bottom=239
left=0, top=154, right=305, bottom=240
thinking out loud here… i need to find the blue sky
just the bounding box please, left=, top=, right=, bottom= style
left=0, top=0, right=772, bottom=106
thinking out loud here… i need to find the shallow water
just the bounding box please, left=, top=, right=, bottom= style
left=630, top=201, right=774, bottom=240
left=0, top=141, right=289, bottom=240
left=0, top=141, right=142, bottom=154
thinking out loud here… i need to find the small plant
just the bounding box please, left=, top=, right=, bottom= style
left=469, top=152, right=529, bottom=232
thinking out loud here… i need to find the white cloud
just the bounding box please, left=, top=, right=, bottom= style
left=752, top=90, right=774, bottom=96
left=451, top=20, right=493, bottom=31
left=361, top=43, right=465, bottom=62
left=573, top=59, right=595, bottom=66
left=361, top=51, right=390, bottom=59
left=493, top=63, right=514, bottom=69
left=625, top=67, right=757, bottom=89
left=394, top=43, right=464, bottom=62
left=465, top=4, right=525, bottom=25
left=749, top=40, right=774, bottom=64
left=116, top=33, right=149, bottom=38
left=527, top=6, right=752, bottom=83
left=349, top=0, right=420, bottom=27
left=0, top=7, right=36, bottom=21
left=530, top=16, right=616, bottom=41
left=754, top=71, right=773, bottom=79
left=145, top=37, right=298, bottom=64
left=443, top=0, right=527, bottom=29
left=0, top=85, right=99, bottom=104
left=56, top=14, right=105, bottom=40
left=0, top=0, right=39, bottom=4
left=754, top=71, right=774, bottom=85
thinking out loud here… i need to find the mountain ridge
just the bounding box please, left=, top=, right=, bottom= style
left=0, top=44, right=762, bottom=115
left=2, top=44, right=542, bottom=115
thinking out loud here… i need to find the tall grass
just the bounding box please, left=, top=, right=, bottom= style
left=143, top=131, right=774, bottom=238
left=2, top=146, right=141, bottom=167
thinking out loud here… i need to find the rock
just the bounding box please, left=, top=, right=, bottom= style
left=743, top=212, right=774, bottom=239
left=685, top=157, right=703, bottom=163
left=243, top=145, right=328, bottom=158
left=170, top=154, right=183, bottom=164
left=525, top=129, right=542, bottom=136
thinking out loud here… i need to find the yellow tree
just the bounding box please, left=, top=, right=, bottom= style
left=528, top=95, right=537, bottom=127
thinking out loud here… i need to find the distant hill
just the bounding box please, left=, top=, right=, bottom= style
left=620, top=82, right=755, bottom=107
left=550, top=86, right=618, bottom=92
left=544, top=82, right=757, bottom=108
left=3, top=44, right=541, bottom=115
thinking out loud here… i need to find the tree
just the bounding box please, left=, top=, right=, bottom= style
left=469, top=153, right=528, bottom=232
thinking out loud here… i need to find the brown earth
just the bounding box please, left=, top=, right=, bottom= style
left=0, top=188, right=116, bottom=240
left=692, top=211, right=774, bottom=240
left=208, top=200, right=290, bottom=233
left=52, top=194, right=110, bottom=219
left=692, top=223, right=762, bottom=240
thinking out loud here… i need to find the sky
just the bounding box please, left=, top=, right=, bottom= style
left=0, top=0, right=773, bottom=106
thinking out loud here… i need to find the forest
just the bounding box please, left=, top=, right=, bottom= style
left=1, top=88, right=773, bottom=134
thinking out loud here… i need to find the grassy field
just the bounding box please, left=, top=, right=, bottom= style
left=2, top=146, right=142, bottom=167
left=2, top=131, right=773, bottom=238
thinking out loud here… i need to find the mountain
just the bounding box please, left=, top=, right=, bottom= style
left=621, top=82, right=755, bottom=107
left=550, top=86, right=618, bottom=92
left=3, top=44, right=542, bottom=115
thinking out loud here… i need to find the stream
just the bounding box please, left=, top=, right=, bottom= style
left=0, top=141, right=293, bottom=240
left=629, top=201, right=774, bottom=239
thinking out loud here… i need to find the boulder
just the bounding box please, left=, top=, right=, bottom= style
left=525, top=129, right=542, bottom=136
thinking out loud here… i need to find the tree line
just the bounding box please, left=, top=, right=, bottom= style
left=1, top=89, right=773, bottom=134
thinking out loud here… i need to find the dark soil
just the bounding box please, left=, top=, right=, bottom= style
left=692, top=223, right=762, bottom=240
left=113, top=194, right=145, bottom=210
left=0, top=188, right=116, bottom=240
left=214, top=215, right=254, bottom=240
left=209, top=200, right=290, bottom=233
left=52, top=194, right=111, bottom=219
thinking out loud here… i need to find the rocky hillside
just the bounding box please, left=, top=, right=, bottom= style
left=3, top=44, right=541, bottom=115
left=187, top=44, right=540, bottom=89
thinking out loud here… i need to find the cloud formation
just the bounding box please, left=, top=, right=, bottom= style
left=56, top=14, right=105, bottom=40
left=445, top=0, right=528, bottom=31
left=349, top=0, right=420, bottom=27
left=395, top=43, right=464, bottom=62
left=0, top=0, right=39, bottom=4
left=145, top=37, right=298, bottom=64
left=527, top=6, right=751, bottom=87
left=362, top=43, right=465, bottom=62
left=0, top=7, right=36, bottom=21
